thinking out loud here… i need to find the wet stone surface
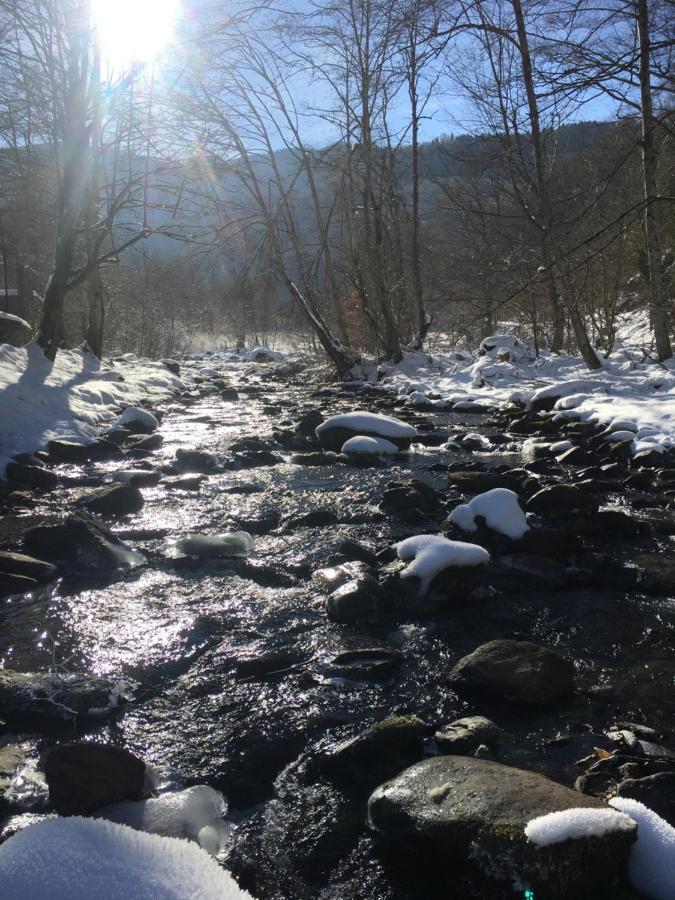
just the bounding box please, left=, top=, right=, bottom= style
left=0, top=357, right=673, bottom=898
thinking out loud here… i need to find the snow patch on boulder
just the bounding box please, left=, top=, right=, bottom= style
left=448, top=488, right=529, bottom=540
left=525, top=806, right=635, bottom=846
left=395, top=534, right=490, bottom=593
left=341, top=435, right=399, bottom=455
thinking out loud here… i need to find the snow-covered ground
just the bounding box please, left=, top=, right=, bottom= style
left=379, top=311, right=675, bottom=458
left=0, top=342, right=183, bottom=475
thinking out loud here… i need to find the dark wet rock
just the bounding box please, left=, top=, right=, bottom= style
left=24, top=512, right=144, bottom=572
left=11, top=452, right=46, bottom=467
left=380, top=480, right=440, bottom=516
left=317, top=716, right=427, bottom=792
left=489, top=554, right=568, bottom=589
left=368, top=756, right=635, bottom=898
left=46, top=440, right=92, bottom=462
left=284, top=508, right=338, bottom=529
left=45, top=743, right=147, bottom=815
left=160, top=358, right=180, bottom=375
left=321, top=645, right=403, bottom=681
left=111, top=469, right=162, bottom=488
left=515, top=527, right=582, bottom=559
left=234, top=650, right=303, bottom=679
left=630, top=554, right=675, bottom=594
left=228, top=437, right=275, bottom=453
left=331, top=539, right=379, bottom=567
left=220, top=387, right=239, bottom=401
left=435, top=716, right=501, bottom=756
left=449, top=640, right=575, bottom=704
left=615, top=772, right=675, bottom=826
left=0, top=551, right=58, bottom=582
left=314, top=560, right=373, bottom=592
left=164, top=474, right=205, bottom=491
left=80, top=483, right=145, bottom=517
left=263, top=782, right=362, bottom=873
left=0, top=572, right=37, bottom=595
left=383, top=559, right=486, bottom=614
left=127, top=432, right=163, bottom=452
left=633, top=449, right=669, bottom=468
left=232, top=450, right=282, bottom=468
left=556, top=446, right=595, bottom=466
left=326, top=576, right=389, bottom=624
left=526, top=483, right=599, bottom=514
left=296, top=409, right=325, bottom=437
left=175, top=447, right=218, bottom=473
left=5, top=462, right=57, bottom=490
left=290, top=451, right=332, bottom=466
left=6, top=491, right=36, bottom=509
left=448, top=470, right=520, bottom=494
left=585, top=509, right=642, bottom=539
left=0, top=670, right=133, bottom=724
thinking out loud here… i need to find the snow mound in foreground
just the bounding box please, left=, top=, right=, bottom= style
left=609, top=797, right=675, bottom=900
left=448, top=488, right=529, bottom=540
left=0, top=815, right=254, bottom=900
left=341, top=435, right=399, bottom=455
left=395, top=534, right=490, bottom=593
left=525, top=806, right=635, bottom=846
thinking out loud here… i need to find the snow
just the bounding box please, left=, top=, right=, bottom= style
left=96, top=785, right=231, bottom=856
left=609, top=797, right=675, bottom=900
left=341, top=435, right=400, bottom=455
left=165, top=532, right=254, bottom=559
left=524, top=806, right=636, bottom=846
left=461, top=432, right=491, bottom=449
left=0, top=342, right=183, bottom=475
left=550, top=439, right=573, bottom=454
left=112, top=406, right=159, bottom=431
left=0, top=310, right=30, bottom=327
left=531, top=379, right=601, bottom=406
left=448, top=488, right=529, bottom=540
left=0, top=815, right=253, bottom=900
left=394, top=534, right=490, bottom=593
left=316, top=411, right=417, bottom=440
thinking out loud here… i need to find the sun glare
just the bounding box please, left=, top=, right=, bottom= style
left=92, top=0, right=180, bottom=71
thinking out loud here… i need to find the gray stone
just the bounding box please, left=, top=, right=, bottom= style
left=0, top=670, right=133, bottom=723
left=368, top=756, right=636, bottom=898
left=175, top=448, right=218, bottom=473
left=526, top=483, right=598, bottom=514
left=449, top=639, right=575, bottom=704
left=80, top=483, right=144, bottom=517
left=4, top=462, right=57, bottom=490
left=326, top=576, right=388, bottom=624
left=45, top=743, right=147, bottom=815
left=435, top=716, right=501, bottom=755
left=24, top=513, right=144, bottom=573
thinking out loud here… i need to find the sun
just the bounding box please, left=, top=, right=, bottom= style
left=92, top=0, right=181, bottom=71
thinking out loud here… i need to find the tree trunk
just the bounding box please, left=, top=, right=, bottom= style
left=569, top=303, right=601, bottom=370
left=637, top=0, right=672, bottom=360
left=85, top=267, right=105, bottom=357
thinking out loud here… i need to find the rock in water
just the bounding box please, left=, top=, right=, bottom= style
left=80, top=483, right=145, bottom=516
left=0, top=670, right=134, bottom=724
left=367, top=756, right=636, bottom=897
left=315, top=411, right=417, bottom=452
left=449, top=639, right=575, bottom=704
left=45, top=743, right=148, bottom=815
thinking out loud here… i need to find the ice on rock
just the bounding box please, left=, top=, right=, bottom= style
left=608, top=418, right=638, bottom=432
left=96, top=785, right=231, bottom=856
left=165, top=532, right=254, bottom=559
left=0, top=815, right=252, bottom=900
left=448, top=488, right=529, bottom=540
left=317, top=411, right=417, bottom=440
left=609, top=797, right=675, bottom=900
left=605, top=430, right=638, bottom=443
left=113, top=406, right=159, bottom=431
left=524, top=806, right=636, bottom=846
left=341, top=435, right=400, bottom=455
left=550, top=439, right=573, bottom=454
left=395, top=534, right=490, bottom=593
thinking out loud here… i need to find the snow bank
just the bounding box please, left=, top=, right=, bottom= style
left=0, top=815, right=253, bottom=900
left=395, top=534, right=489, bottom=593
left=609, top=797, right=675, bottom=900
left=525, top=807, right=635, bottom=846
left=449, top=488, right=529, bottom=540
left=0, top=342, right=182, bottom=475
left=316, top=411, right=417, bottom=440
left=341, top=435, right=399, bottom=455
left=96, top=785, right=230, bottom=856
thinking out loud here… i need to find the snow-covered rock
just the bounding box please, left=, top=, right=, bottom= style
left=113, top=406, right=159, bottom=433
left=0, top=816, right=253, bottom=900
left=448, top=488, right=529, bottom=540
left=316, top=412, right=417, bottom=452
left=394, top=534, right=489, bottom=594
left=341, top=435, right=400, bottom=455
left=609, top=797, right=675, bottom=900
left=96, top=785, right=230, bottom=856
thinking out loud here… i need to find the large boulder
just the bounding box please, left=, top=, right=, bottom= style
left=368, top=756, right=636, bottom=898
left=449, top=639, right=575, bottom=704
left=316, top=411, right=417, bottom=452
left=526, top=484, right=598, bottom=514
left=45, top=743, right=148, bottom=815
left=4, top=461, right=58, bottom=490
left=23, top=512, right=145, bottom=573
